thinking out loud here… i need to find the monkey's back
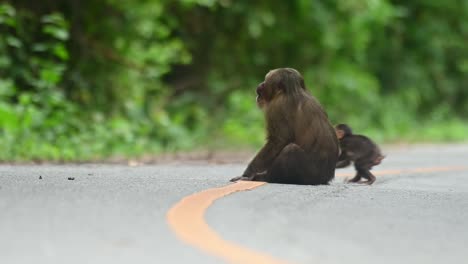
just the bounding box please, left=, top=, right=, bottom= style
left=341, top=135, right=382, bottom=166
left=293, top=95, right=340, bottom=184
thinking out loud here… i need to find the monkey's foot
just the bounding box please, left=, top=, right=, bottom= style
left=364, top=179, right=376, bottom=185
left=230, top=176, right=251, bottom=182
left=362, top=175, right=376, bottom=185
left=355, top=179, right=375, bottom=185
left=346, top=177, right=361, bottom=183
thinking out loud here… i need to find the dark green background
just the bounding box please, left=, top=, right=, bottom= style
left=1, top=0, right=467, bottom=161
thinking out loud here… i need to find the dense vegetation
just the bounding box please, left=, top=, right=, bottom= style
left=1, top=0, right=467, bottom=161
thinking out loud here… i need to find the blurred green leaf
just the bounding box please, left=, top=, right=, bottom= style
left=6, top=36, right=21, bottom=47
left=0, top=102, right=19, bottom=131
left=52, top=44, right=69, bottom=60
left=43, top=25, right=69, bottom=40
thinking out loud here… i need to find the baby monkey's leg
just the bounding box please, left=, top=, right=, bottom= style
left=346, top=173, right=362, bottom=183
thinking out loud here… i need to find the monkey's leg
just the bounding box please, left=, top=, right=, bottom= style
left=346, top=163, right=364, bottom=183
left=252, top=143, right=309, bottom=184
left=361, top=170, right=376, bottom=185
left=250, top=171, right=268, bottom=181
left=354, top=163, right=375, bottom=185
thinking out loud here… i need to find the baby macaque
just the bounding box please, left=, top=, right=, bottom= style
left=335, top=124, right=384, bottom=185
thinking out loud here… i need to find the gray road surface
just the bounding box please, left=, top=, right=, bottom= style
left=1, top=144, right=467, bottom=264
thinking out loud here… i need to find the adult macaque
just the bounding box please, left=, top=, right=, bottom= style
left=335, top=124, right=384, bottom=185
left=230, top=68, right=339, bottom=185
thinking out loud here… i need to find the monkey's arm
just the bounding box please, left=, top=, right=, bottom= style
left=336, top=159, right=351, bottom=168
left=242, top=139, right=287, bottom=178
left=336, top=150, right=351, bottom=168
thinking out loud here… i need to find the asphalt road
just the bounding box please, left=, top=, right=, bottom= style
left=1, top=144, right=467, bottom=264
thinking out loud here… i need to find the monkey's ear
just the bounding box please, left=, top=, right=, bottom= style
left=274, top=85, right=286, bottom=98
left=276, top=77, right=288, bottom=93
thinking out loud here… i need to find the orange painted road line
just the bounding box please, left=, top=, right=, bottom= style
left=167, top=165, right=467, bottom=264
left=167, top=181, right=289, bottom=264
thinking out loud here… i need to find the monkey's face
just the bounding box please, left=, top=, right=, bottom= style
left=256, top=81, right=270, bottom=108
left=336, top=129, right=345, bottom=139
left=256, top=68, right=305, bottom=109
left=256, top=70, right=280, bottom=108
left=335, top=124, right=352, bottom=138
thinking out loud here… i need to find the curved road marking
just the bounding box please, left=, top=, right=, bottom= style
left=167, top=166, right=467, bottom=263
left=167, top=181, right=289, bottom=264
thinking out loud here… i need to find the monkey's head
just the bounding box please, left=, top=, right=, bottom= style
left=335, top=124, right=353, bottom=139
left=256, top=68, right=306, bottom=108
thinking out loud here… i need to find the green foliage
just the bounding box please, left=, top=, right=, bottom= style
left=0, top=5, right=76, bottom=160
left=0, top=0, right=467, bottom=161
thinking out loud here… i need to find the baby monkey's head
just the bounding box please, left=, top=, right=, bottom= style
left=335, top=124, right=353, bottom=139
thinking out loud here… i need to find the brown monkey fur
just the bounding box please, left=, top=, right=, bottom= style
left=335, top=124, right=384, bottom=185
left=230, top=68, right=339, bottom=185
